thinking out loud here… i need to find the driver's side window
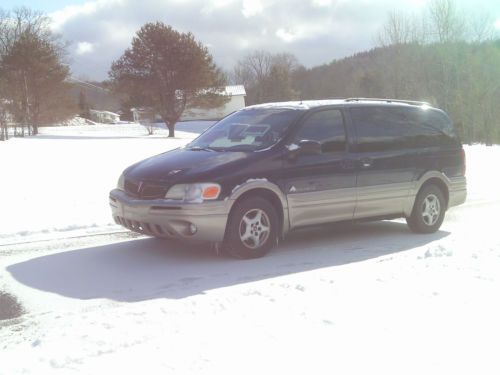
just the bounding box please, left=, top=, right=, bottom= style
left=295, top=109, right=346, bottom=153
left=294, top=109, right=346, bottom=153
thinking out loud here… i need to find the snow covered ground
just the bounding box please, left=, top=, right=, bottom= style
left=1, top=124, right=500, bottom=374
left=0, top=122, right=210, bottom=245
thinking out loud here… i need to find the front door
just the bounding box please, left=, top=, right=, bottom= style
left=283, top=109, right=357, bottom=228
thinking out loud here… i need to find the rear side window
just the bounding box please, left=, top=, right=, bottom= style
left=350, top=107, right=414, bottom=152
left=351, top=106, right=458, bottom=152
left=406, top=108, right=459, bottom=147
left=294, top=109, right=346, bottom=153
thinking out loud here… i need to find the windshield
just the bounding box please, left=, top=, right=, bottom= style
left=187, top=107, right=304, bottom=151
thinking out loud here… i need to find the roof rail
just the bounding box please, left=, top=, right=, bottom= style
left=344, top=97, right=431, bottom=106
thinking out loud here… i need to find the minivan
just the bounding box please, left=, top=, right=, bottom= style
left=109, top=98, right=467, bottom=258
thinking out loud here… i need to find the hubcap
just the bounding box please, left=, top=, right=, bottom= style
left=239, top=208, right=271, bottom=249
left=421, top=194, right=441, bottom=226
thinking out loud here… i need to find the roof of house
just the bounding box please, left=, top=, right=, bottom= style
left=225, top=85, right=246, bottom=96
left=89, top=109, right=120, bottom=116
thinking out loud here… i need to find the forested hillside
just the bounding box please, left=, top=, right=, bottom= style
left=292, top=41, right=500, bottom=144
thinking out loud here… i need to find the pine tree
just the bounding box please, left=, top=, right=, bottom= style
left=109, top=22, right=227, bottom=137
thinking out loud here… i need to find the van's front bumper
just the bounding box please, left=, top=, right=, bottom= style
left=109, top=189, right=231, bottom=242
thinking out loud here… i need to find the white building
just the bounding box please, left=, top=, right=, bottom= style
left=89, top=109, right=120, bottom=124
left=181, top=85, right=246, bottom=121
left=131, top=85, right=246, bottom=123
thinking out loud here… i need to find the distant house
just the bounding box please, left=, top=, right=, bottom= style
left=181, top=85, right=246, bottom=121
left=131, top=85, right=246, bottom=123
left=89, top=109, right=120, bottom=124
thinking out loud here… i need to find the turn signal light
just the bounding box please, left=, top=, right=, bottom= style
left=202, top=185, right=221, bottom=199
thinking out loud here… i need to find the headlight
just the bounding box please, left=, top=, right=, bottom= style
left=165, top=183, right=221, bottom=202
left=117, top=174, right=125, bottom=190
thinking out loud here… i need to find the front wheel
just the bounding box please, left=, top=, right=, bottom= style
left=224, top=197, right=279, bottom=259
left=406, top=184, right=446, bottom=233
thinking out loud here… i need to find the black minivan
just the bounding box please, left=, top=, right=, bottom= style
left=109, top=98, right=466, bottom=258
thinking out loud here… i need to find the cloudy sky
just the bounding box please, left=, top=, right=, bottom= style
left=2, top=0, right=500, bottom=80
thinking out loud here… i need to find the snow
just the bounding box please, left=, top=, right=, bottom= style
left=1, top=126, right=500, bottom=374
left=0, top=122, right=203, bottom=245
left=60, top=116, right=97, bottom=126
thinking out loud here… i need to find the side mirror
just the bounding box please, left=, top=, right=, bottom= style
left=298, top=139, right=322, bottom=155
left=287, top=139, right=322, bottom=160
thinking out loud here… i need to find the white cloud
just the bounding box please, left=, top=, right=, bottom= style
left=201, top=0, right=235, bottom=15
left=50, top=0, right=121, bottom=30
left=48, top=0, right=500, bottom=80
left=242, top=0, right=264, bottom=18
left=76, top=41, right=94, bottom=55
left=495, top=18, right=500, bottom=30
left=311, top=0, right=334, bottom=6
left=276, top=28, right=300, bottom=43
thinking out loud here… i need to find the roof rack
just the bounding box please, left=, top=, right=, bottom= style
left=345, top=97, right=431, bottom=106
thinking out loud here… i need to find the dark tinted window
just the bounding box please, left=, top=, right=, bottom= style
left=294, top=109, right=346, bottom=153
left=351, top=106, right=458, bottom=152
left=351, top=107, right=414, bottom=152
left=406, top=108, right=458, bottom=147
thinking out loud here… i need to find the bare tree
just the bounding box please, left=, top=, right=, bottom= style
left=427, top=0, right=466, bottom=43
left=377, top=11, right=415, bottom=46
left=234, top=50, right=301, bottom=105
left=467, top=12, right=496, bottom=43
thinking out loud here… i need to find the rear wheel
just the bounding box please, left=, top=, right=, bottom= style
left=406, top=184, right=446, bottom=233
left=224, top=197, right=279, bottom=259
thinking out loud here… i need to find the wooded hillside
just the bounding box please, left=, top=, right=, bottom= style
left=292, top=40, right=500, bottom=144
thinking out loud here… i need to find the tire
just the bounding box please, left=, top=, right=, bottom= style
left=406, top=184, right=446, bottom=234
left=224, top=196, right=279, bottom=259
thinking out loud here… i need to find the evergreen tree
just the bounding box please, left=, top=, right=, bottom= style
left=109, top=22, right=227, bottom=137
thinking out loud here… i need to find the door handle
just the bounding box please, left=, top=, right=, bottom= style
left=360, top=158, right=373, bottom=168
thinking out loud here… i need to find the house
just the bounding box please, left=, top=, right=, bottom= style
left=89, top=109, right=120, bottom=124
left=180, top=85, right=246, bottom=121
left=131, top=85, right=246, bottom=123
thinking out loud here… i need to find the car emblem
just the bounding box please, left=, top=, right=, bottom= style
left=137, top=181, right=144, bottom=193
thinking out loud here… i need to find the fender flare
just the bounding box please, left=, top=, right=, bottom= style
left=227, top=179, right=290, bottom=235
left=404, top=171, right=451, bottom=216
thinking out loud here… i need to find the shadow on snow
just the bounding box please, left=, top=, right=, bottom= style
left=7, top=221, right=449, bottom=302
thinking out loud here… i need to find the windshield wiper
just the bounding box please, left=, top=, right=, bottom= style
left=188, top=146, right=220, bottom=152
left=221, top=144, right=259, bottom=151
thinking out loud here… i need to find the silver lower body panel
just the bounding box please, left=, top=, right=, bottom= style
left=109, top=189, right=230, bottom=242
left=448, top=176, right=467, bottom=208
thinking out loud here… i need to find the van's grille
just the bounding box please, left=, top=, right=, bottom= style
left=124, top=179, right=167, bottom=199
